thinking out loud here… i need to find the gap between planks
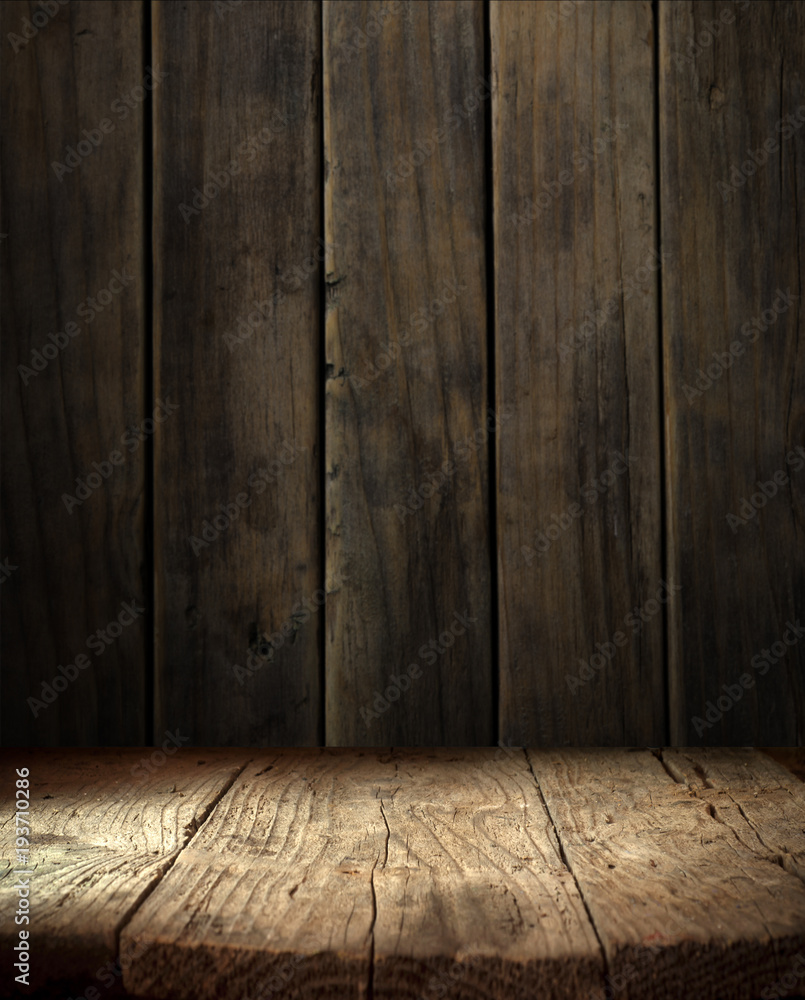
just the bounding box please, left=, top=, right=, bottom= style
left=524, top=748, right=612, bottom=985
left=117, top=748, right=805, bottom=1000
left=111, top=757, right=253, bottom=956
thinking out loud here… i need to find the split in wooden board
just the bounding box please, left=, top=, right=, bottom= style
left=119, top=749, right=805, bottom=1000
left=2, top=749, right=803, bottom=1000
left=120, top=748, right=601, bottom=1000
left=0, top=749, right=248, bottom=991
left=532, top=749, right=805, bottom=1000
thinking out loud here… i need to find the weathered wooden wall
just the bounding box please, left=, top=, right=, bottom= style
left=2, top=0, right=802, bottom=747
left=1, top=0, right=147, bottom=744
left=660, top=0, right=805, bottom=746
left=152, top=0, right=322, bottom=746
left=324, top=0, right=492, bottom=745
left=493, top=0, right=663, bottom=745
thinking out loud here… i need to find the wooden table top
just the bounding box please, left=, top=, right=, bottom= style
left=1, top=747, right=804, bottom=1000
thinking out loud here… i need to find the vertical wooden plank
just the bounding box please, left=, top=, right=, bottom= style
left=153, top=0, right=321, bottom=744
left=660, top=0, right=805, bottom=744
left=324, top=1, right=492, bottom=743
left=1, top=1, right=145, bottom=744
left=493, top=1, right=663, bottom=744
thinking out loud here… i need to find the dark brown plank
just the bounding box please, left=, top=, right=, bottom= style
left=153, top=0, right=322, bottom=744
left=493, top=0, right=664, bottom=744
left=660, top=0, right=805, bottom=744
left=0, top=749, right=248, bottom=992
left=0, top=1, right=146, bottom=744
left=323, top=0, right=493, bottom=744
left=532, top=748, right=805, bottom=1000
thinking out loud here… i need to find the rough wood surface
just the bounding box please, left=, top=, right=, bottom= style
left=0, top=749, right=801, bottom=999
left=531, top=748, right=805, bottom=1000
left=324, top=0, right=492, bottom=744
left=153, top=0, right=322, bottom=744
left=493, top=0, right=664, bottom=745
left=663, top=746, right=805, bottom=883
left=660, top=0, right=805, bottom=744
left=0, top=0, right=146, bottom=743
left=120, top=750, right=394, bottom=999
left=121, top=748, right=602, bottom=1000
left=0, top=749, right=247, bottom=990
left=369, top=749, right=602, bottom=1000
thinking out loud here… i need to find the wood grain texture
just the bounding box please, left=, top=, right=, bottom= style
left=0, top=1, right=146, bottom=744
left=153, top=0, right=321, bottom=744
left=4, top=749, right=804, bottom=999
left=324, top=0, right=492, bottom=744
left=660, top=0, right=805, bottom=744
left=120, top=750, right=394, bottom=1000
left=531, top=748, right=805, bottom=1000
left=121, top=748, right=602, bottom=1000
left=493, top=0, right=664, bottom=745
left=369, top=748, right=602, bottom=1000
left=0, top=749, right=247, bottom=991
left=663, top=746, right=805, bottom=883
